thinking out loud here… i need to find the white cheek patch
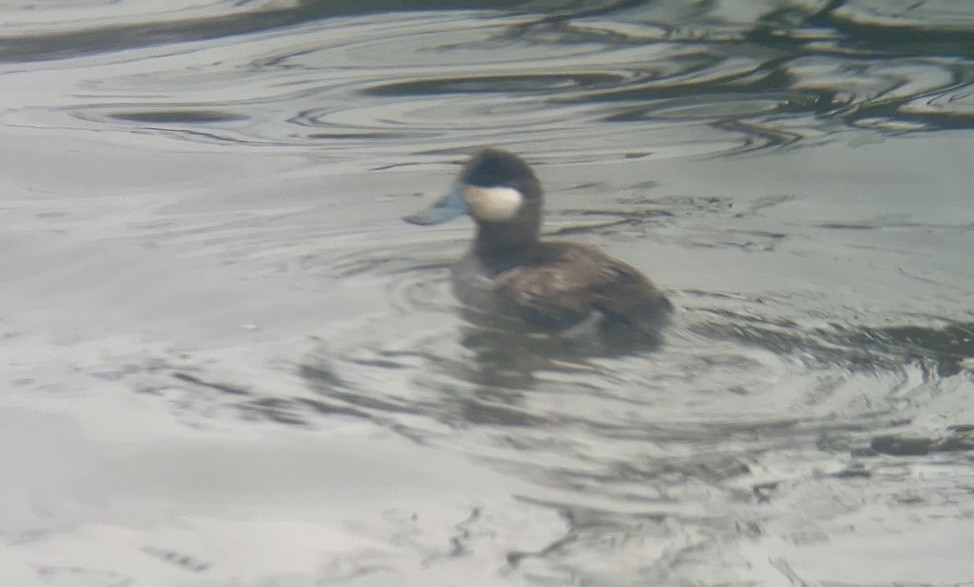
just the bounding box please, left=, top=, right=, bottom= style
left=464, top=186, right=523, bottom=221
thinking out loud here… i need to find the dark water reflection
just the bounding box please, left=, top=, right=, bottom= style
left=6, top=0, right=974, bottom=160
left=2, top=0, right=973, bottom=585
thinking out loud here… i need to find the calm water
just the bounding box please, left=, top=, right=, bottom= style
left=2, top=0, right=973, bottom=585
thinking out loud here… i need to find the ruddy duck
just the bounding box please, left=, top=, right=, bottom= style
left=405, top=149, right=672, bottom=341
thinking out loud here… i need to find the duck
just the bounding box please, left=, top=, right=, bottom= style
left=404, top=148, right=672, bottom=342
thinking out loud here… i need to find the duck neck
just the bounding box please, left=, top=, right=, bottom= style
left=474, top=221, right=539, bottom=256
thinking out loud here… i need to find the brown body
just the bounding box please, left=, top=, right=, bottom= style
left=455, top=240, right=671, bottom=337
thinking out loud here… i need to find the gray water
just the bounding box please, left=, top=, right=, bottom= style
left=1, top=1, right=973, bottom=585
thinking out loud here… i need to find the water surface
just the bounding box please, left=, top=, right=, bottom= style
left=1, top=0, right=973, bottom=585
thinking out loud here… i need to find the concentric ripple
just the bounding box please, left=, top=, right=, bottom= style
left=5, top=1, right=971, bottom=163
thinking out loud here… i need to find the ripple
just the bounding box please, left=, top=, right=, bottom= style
left=831, top=0, right=974, bottom=31
left=606, top=95, right=785, bottom=121
left=0, top=0, right=321, bottom=62
left=109, top=109, right=248, bottom=124
left=2, top=0, right=972, bottom=165
left=0, top=10, right=793, bottom=158
left=896, top=84, right=974, bottom=129
left=362, top=72, right=629, bottom=96
left=272, top=297, right=973, bottom=578
left=288, top=296, right=971, bottom=529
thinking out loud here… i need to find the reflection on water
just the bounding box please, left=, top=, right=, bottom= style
left=5, top=0, right=974, bottom=163
left=1, top=0, right=973, bottom=585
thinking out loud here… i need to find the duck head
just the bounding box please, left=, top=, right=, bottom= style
left=405, top=149, right=542, bottom=253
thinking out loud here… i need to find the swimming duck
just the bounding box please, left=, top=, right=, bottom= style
left=405, top=148, right=672, bottom=341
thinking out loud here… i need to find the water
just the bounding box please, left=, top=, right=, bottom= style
left=1, top=0, right=973, bottom=585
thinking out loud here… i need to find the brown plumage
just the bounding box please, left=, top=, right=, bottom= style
left=490, top=242, right=672, bottom=333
